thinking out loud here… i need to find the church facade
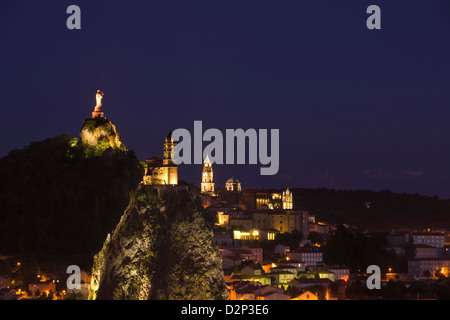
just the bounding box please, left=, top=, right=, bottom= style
left=142, top=131, right=178, bottom=185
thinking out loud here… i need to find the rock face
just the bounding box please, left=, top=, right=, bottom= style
left=80, top=117, right=126, bottom=156
left=89, top=185, right=229, bottom=300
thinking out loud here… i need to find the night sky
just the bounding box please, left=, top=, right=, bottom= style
left=1, top=1, right=450, bottom=197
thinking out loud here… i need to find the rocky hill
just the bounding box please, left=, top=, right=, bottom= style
left=80, top=116, right=127, bottom=156
left=89, top=185, right=229, bottom=300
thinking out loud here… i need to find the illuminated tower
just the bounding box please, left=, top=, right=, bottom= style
left=163, top=130, right=176, bottom=166
left=201, top=154, right=215, bottom=194
left=142, top=130, right=178, bottom=185
left=163, top=130, right=178, bottom=185
left=282, top=187, right=293, bottom=209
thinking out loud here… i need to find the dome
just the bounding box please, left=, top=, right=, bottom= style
left=226, top=176, right=240, bottom=184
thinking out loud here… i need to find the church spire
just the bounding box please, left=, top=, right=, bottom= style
left=201, top=154, right=214, bottom=194
left=204, top=154, right=212, bottom=166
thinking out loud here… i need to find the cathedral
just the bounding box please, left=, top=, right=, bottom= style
left=142, top=130, right=178, bottom=185
left=200, top=156, right=292, bottom=210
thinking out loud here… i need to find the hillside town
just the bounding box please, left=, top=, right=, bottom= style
left=2, top=151, right=450, bottom=301
left=198, top=157, right=450, bottom=300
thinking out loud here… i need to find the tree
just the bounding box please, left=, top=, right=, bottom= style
left=422, top=270, right=431, bottom=279
left=274, top=230, right=303, bottom=250
left=286, top=285, right=301, bottom=299
left=308, top=232, right=324, bottom=245
left=322, top=224, right=402, bottom=274
left=382, top=280, right=406, bottom=300
left=0, top=135, right=142, bottom=256
left=403, top=236, right=416, bottom=259
left=435, top=268, right=446, bottom=280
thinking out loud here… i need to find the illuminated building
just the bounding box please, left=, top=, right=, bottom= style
left=408, top=257, right=450, bottom=278
left=217, top=211, right=230, bottom=226
left=142, top=130, right=178, bottom=185
left=226, top=210, right=309, bottom=238
left=201, top=154, right=215, bottom=194
left=269, top=270, right=297, bottom=287
left=291, top=290, right=319, bottom=300
left=233, top=228, right=279, bottom=241
left=282, top=188, right=293, bottom=209
left=412, top=232, right=445, bottom=248
left=28, top=281, right=56, bottom=298
left=287, top=248, right=323, bottom=267
left=241, top=188, right=293, bottom=210
left=226, top=176, right=241, bottom=192
left=326, top=265, right=350, bottom=281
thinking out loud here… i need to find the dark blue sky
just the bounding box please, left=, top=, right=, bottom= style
left=1, top=1, right=450, bottom=197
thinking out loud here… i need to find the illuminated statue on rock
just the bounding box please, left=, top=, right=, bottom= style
left=92, top=90, right=105, bottom=118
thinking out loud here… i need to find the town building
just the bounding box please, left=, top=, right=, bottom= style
left=241, top=244, right=263, bottom=264
left=0, top=276, right=11, bottom=289
left=413, top=232, right=445, bottom=248
left=385, top=231, right=411, bottom=247
left=276, top=260, right=306, bottom=273
left=226, top=176, right=241, bottom=192
left=240, top=188, right=293, bottom=210
left=229, top=282, right=260, bottom=300
left=326, top=265, right=350, bottom=281
left=28, top=281, right=56, bottom=298
left=269, top=270, right=297, bottom=288
left=0, top=288, right=22, bottom=300
left=220, top=248, right=258, bottom=269
left=233, top=228, right=279, bottom=242
left=408, top=257, right=450, bottom=279
left=230, top=273, right=271, bottom=286
left=274, top=244, right=290, bottom=254
left=303, top=268, right=335, bottom=282
left=226, top=210, right=309, bottom=239
left=256, top=289, right=290, bottom=300
left=309, top=222, right=329, bottom=235
left=414, top=244, right=443, bottom=259
left=288, top=278, right=334, bottom=291
left=291, top=290, right=319, bottom=300
left=287, top=248, right=323, bottom=267
left=229, top=282, right=289, bottom=300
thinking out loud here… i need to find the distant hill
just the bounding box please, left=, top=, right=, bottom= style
left=292, top=188, right=450, bottom=231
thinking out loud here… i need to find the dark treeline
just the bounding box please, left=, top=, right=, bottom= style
left=0, top=135, right=142, bottom=257
left=322, top=225, right=408, bottom=274
left=292, top=188, right=450, bottom=230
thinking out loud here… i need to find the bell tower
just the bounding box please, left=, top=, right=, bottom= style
left=163, top=130, right=176, bottom=166
left=201, top=154, right=215, bottom=194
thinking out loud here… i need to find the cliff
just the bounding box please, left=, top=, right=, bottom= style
left=80, top=117, right=126, bottom=156
left=89, top=185, right=229, bottom=300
